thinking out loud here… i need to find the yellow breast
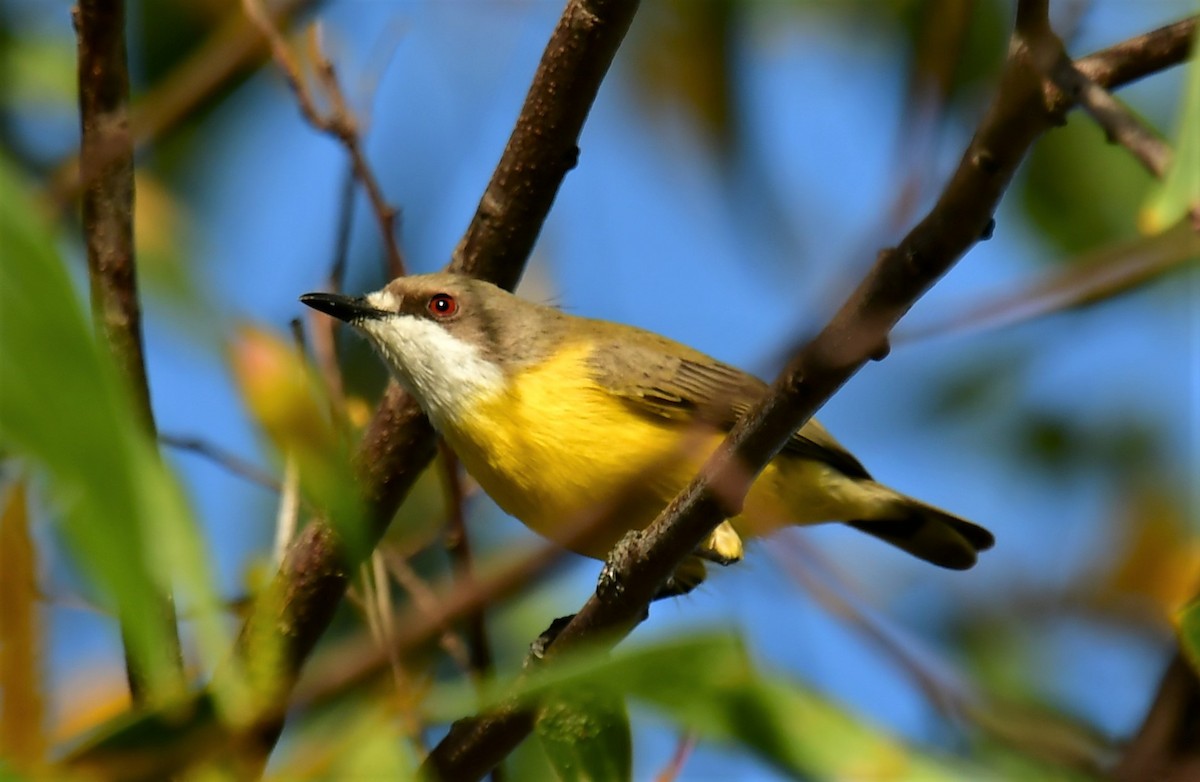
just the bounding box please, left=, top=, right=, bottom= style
left=438, top=341, right=839, bottom=558
left=438, top=343, right=680, bottom=553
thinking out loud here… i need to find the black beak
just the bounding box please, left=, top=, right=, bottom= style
left=299, top=292, right=388, bottom=323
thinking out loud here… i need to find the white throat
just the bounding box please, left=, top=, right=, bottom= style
left=356, top=290, right=504, bottom=426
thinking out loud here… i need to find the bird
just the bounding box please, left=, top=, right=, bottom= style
left=302, top=273, right=993, bottom=593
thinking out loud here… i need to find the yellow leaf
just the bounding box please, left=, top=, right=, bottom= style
left=0, top=481, right=47, bottom=770
left=1109, top=487, right=1200, bottom=618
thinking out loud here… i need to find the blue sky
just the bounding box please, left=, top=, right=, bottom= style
left=6, top=0, right=1195, bottom=777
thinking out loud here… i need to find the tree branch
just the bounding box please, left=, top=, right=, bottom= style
left=1049, top=60, right=1172, bottom=177
left=242, top=0, right=407, bottom=278
left=421, top=12, right=1198, bottom=781
left=73, top=0, right=183, bottom=706
left=51, top=0, right=320, bottom=212
left=222, top=0, right=641, bottom=768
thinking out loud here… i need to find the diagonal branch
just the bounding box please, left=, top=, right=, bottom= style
left=73, top=0, right=184, bottom=706
left=421, top=10, right=1198, bottom=781
left=1049, top=59, right=1172, bottom=177
left=221, top=0, right=642, bottom=769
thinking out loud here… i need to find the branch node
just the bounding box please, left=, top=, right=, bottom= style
left=971, top=149, right=1000, bottom=175
left=597, top=529, right=643, bottom=603
left=980, top=218, right=996, bottom=241
left=869, top=338, right=891, bottom=362
left=526, top=614, right=575, bottom=666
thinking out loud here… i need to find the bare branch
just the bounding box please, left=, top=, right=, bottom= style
left=210, top=0, right=643, bottom=771
left=421, top=14, right=1197, bottom=782
left=242, top=0, right=407, bottom=278
left=73, top=0, right=183, bottom=705
left=1050, top=60, right=1172, bottom=177
left=160, top=432, right=282, bottom=493
left=1071, top=17, right=1198, bottom=103
left=383, top=548, right=473, bottom=674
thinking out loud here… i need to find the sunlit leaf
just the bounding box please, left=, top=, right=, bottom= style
left=1108, top=486, right=1200, bottom=618
left=0, top=156, right=242, bottom=714
left=230, top=326, right=367, bottom=555
left=263, top=701, right=419, bottom=781
left=536, top=686, right=632, bottom=782
left=1022, top=112, right=1153, bottom=255
left=0, top=481, right=46, bottom=770
left=1141, top=25, right=1200, bottom=233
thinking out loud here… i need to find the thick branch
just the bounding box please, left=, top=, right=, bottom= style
left=74, top=0, right=183, bottom=705
left=421, top=13, right=1198, bottom=781
left=226, top=0, right=641, bottom=763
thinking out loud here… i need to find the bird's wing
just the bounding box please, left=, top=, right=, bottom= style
left=586, top=335, right=871, bottom=479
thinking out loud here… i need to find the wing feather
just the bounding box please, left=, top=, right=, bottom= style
left=586, top=336, right=870, bottom=480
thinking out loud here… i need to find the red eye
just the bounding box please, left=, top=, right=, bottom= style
left=428, top=293, right=458, bottom=317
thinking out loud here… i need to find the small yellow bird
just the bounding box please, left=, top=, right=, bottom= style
left=302, top=273, right=993, bottom=592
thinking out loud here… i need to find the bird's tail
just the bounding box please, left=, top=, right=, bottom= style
left=848, top=494, right=994, bottom=570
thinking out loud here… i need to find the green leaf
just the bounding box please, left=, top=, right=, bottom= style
left=1142, top=25, right=1200, bottom=233
left=1179, top=596, right=1200, bottom=678
left=434, top=634, right=987, bottom=780
left=536, top=686, right=632, bottom=782
left=0, top=156, right=245, bottom=715
left=0, top=37, right=78, bottom=108
left=1022, top=113, right=1152, bottom=255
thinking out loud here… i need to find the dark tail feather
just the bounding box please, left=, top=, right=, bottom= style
left=849, top=501, right=995, bottom=570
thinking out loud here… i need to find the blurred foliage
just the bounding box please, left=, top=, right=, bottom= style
left=427, top=633, right=1094, bottom=781
left=0, top=155, right=245, bottom=716
left=1022, top=112, right=1155, bottom=256
left=1180, top=597, right=1200, bottom=677
left=536, top=685, right=633, bottom=782
left=1, top=0, right=1197, bottom=779
left=627, top=0, right=737, bottom=154
left=230, top=325, right=368, bottom=556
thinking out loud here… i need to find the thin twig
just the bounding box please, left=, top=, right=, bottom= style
left=49, top=0, right=319, bottom=212
left=895, top=217, right=1200, bottom=343
left=653, top=733, right=697, bottom=782
left=382, top=549, right=473, bottom=674
left=768, top=536, right=1108, bottom=772
left=439, top=443, right=496, bottom=686
left=352, top=552, right=427, bottom=752
left=159, top=433, right=282, bottom=492
left=73, top=0, right=183, bottom=705
left=1049, top=59, right=1172, bottom=177
left=242, top=0, right=407, bottom=279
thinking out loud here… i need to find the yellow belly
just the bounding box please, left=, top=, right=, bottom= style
left=439, top=343, right=856, bottom=559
